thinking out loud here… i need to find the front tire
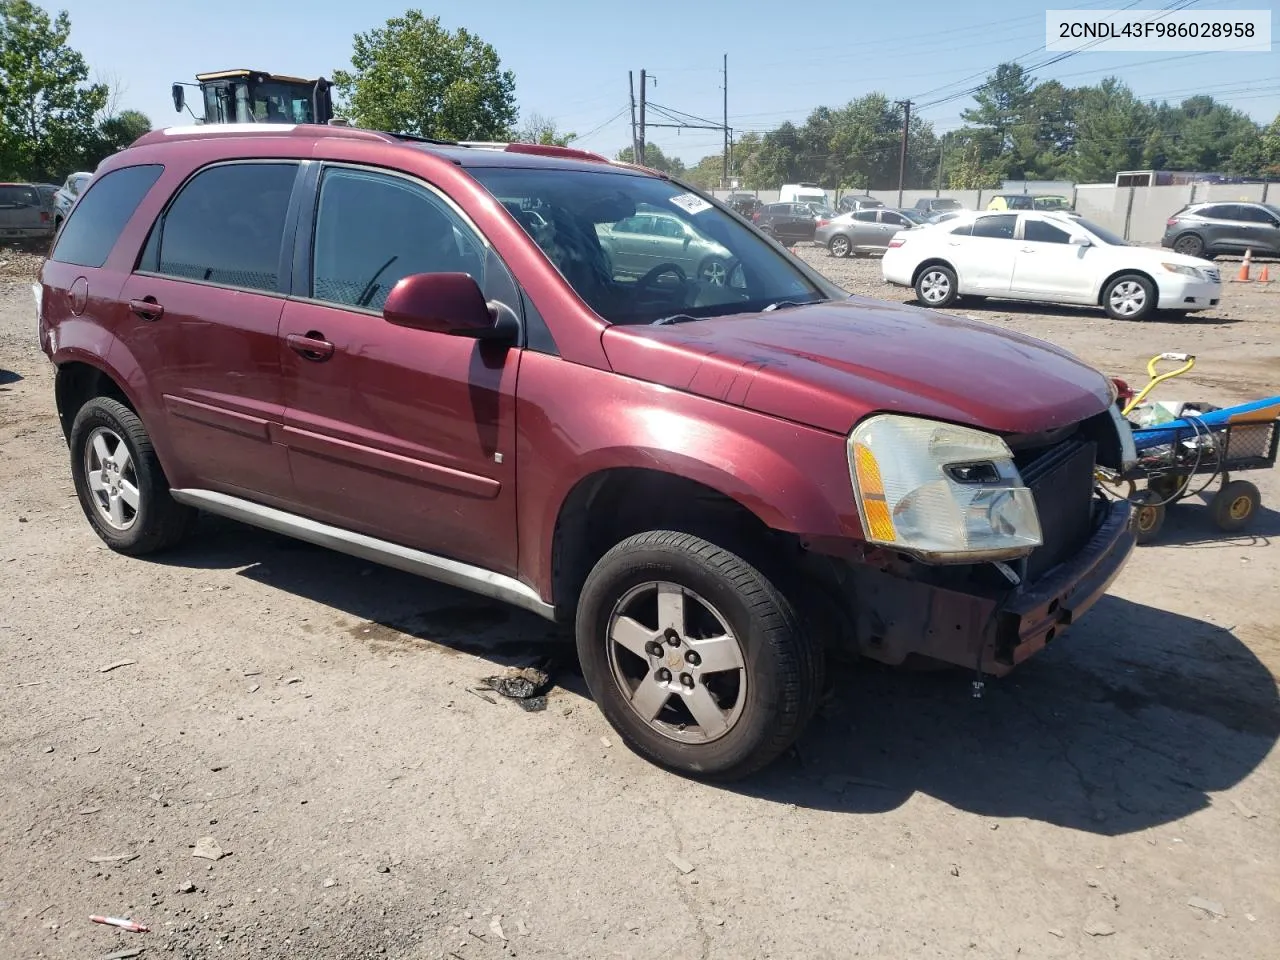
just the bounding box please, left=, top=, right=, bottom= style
left=1210, top=480, right=1260, bottom=532
left=575, top=531, right=823, bottom=781
left=914, top=264, right=959, bottom=308
left=1103, top=273, right=1156, bottom=321
left=69, top=397, right=196, bottom=555
left=697, top=256, right=729, bottom=287
left=1173, top=233, right=1205, bottom=258
left=828, top=235, right=851, bottom=258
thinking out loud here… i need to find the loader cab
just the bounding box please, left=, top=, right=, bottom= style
left=172, top=70, right=334, bottom=125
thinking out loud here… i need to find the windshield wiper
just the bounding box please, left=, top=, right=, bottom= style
left=651, top=314, right=702, bottom=326
left=762, top=298, right=822, bottom=312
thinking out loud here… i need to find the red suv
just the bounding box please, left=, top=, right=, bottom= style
left=39, top=124, right=1136, bottom=779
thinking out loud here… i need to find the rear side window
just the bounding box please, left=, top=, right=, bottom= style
left=50, top=165, right=163, bottom=268
left=1195, top=205, right=1229, bottom=220
left=0, top=185, right=39, bottom=206
left=140, top=162, right=298, bottom=293
left=854, top=211, right=878, bottom=222
left=950, top=222, right=972, bottom=236
left=1231, top=205, right=1269, bottom=224
left=971, top=215, right=1017, bottom=239
left=1024, top=219, right=1071, bottom=244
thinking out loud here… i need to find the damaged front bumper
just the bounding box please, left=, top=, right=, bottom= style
left=842, top=498, right=1135, bottom=677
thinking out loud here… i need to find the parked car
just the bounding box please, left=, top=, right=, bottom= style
left=778, top=182, right=828, bottom=207
left=596, top=204, right=734, bottom=285
left=0, top=182, right=54, bottom=246
left=883, top=209, right=1221, bottom=321
left=816, top=207, right=927, bottom=258
left=836, top=193, right=883, bottom=214
left=39, top=124, right=1136, bottom=780
left=914, top=197, right=964, bottom=216
left=927, top=210, right=963, bottom=226
left=1161, top=201, right=1280, bottom=258
left=987, top=194, right=1074, bottom=213
left=754, top=201, right=820, bottom=246
left=52, top=171, right=93, bottom=228
left=724, top=192, right=762, bottom=218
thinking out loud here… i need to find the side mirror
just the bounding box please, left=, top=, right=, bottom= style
left=172, top=84, right=185, bottom=113
left=382, top=273, right=516, bottom=342
left=1070, top=235, right=1092, bottom=247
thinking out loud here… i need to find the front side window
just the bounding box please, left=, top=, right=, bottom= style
left=142, top=162, right=297, bottom=292
left=51, top=164, right=164, bottom=268
left=971, top=215, right=1017, bottom=240
left=469, top=166, right=829, bottom=325
left=310, top=166, right=486, bottom=311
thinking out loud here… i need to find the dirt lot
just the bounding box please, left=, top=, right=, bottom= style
left=2, top=249, right=1278, bottom=960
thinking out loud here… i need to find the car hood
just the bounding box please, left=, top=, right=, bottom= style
left=601, top=297, right=1112, bottom=436
left=1122, top=245, right=1215, bottom=271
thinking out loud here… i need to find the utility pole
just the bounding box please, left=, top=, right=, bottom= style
left=895, top=99, right=912, bottom=208
left=638, top=69, right=647, bottom=162
left=628, top=71, right=639, bottom=161
left=935, top=144, right=944, bottom=196
left=722, top=54, right=729, bottom=187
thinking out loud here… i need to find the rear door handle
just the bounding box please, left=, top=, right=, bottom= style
left=286, top=332, right=335, bottom=361
left=129, top=297, right=163, bottom=321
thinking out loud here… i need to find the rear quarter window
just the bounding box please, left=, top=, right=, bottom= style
left=50, top=165, right=164, bottom=268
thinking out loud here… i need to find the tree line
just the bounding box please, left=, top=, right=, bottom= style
left=671, top=62, right=1280, bottom=192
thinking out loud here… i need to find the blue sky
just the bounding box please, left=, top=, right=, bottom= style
left=58, top=0, right=1278, bottom=164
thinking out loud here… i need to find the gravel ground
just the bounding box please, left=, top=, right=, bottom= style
left=1, top=254, right=1278, bottom=960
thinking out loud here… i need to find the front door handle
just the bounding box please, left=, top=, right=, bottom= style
left=286, top=332, right=335, bottom=362
left=129, top=297, right=164, bottom=321
left=1021, top=247, right=1036, bottom=253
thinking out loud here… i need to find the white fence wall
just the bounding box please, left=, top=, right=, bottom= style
left=711, top=182, right=1274, bottom=243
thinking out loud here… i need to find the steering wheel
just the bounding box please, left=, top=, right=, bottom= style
left=635, top=262, right=688, bottom=292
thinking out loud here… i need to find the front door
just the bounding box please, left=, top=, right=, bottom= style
left=118, top=160, right=301, bottom=503
left=279, top=164, right=521, bottom=575
left=1010, top=215, right=1095, bottom=303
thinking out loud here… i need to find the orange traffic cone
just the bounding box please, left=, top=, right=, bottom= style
left=1232, top=249, right=1253, bottom=282
left=1257, top=264, right=1272, bottom=284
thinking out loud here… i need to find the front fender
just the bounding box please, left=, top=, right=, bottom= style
left=513, top=352, right=863, bottom=600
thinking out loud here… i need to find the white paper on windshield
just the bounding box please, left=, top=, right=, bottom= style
left=669, top=193, right=713, bottom=215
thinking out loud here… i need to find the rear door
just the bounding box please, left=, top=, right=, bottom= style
left=1199, top=204, right=1253, bottom=253
left=847, top=210, right=881, bottom=250
left=1232, top=204, right=1280, bottom=256
left=118, top=160, right=301, bottom=503
left=1010, top=215, right=1094, bottom=303
left=954, top=214, right=1018, bottom=294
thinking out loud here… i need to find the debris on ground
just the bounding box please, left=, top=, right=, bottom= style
left=176, top=882, right=196, bottom=894
left=99, top=660, right=136, bottom=674
left=1048, top=928, right=1065, bottom=938
left=516, top=918, right=529, bottom=936
left=90, top=915, right=150, bottom=933
left=88, top=854, right=139, bottom=864
left=666, top=852, right=695, bottom=875
left=489, top=916, right=506, bottom=941
left=950, top=864, right=960, bottom=877
left=478, top=665, right=552, bottom=712
left=1084, top=918, right=1116, bottom=937
left=99, top=948, right=145, bottom=960
left=1228, top=797, right=1258, bottom=820
left=1187, top=897, right=1226, bottom=918
left=191, top=837, right=224, bottom=861
left=466, top=687, right=496, bottom=705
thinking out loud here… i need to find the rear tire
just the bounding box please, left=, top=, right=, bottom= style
left=914, top=264, right=959, bottom=309
left=828, top=235, right=851, bottom=258
left=575, top=531, right=823, bottom=781
left=1173, top=233, right=1205, bottom=258
left=69, top=397, right=196, bottom=555
left=1210, top=480, right=1260, bottom=532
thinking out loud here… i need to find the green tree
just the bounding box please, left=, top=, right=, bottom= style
left=84, top=108, right=151, bottom=168
left=1067, top=77, right=1154, bottom=183
left=516, top=112, right=575, bottom=146
left=1155, top=96, right=1262, bottom=174
left=0, top=0, right=107, bottom=181
left=332, top=10, right=517, bottom=140
left=958, top=62, right=1035, bottom=180
left=615, top=143, right=686, bottom=175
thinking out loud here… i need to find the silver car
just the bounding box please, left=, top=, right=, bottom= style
left=596, top=207, right=734, bottom=285
left=815, top=207, right=927, bottom=258
left=52, top=171, right=92, bottom=228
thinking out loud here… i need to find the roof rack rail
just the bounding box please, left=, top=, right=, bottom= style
left=132, top=123, right=393, bottom=147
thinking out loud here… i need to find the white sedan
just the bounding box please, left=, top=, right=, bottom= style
left=881, top=210, right=1221, bottom=321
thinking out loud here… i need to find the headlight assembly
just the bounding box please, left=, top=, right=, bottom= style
left=1161, top=262, right=1202, bottom=279
left=848, top=414, right=1043, bottom=563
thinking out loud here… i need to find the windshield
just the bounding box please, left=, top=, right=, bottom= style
left=0, top=185, right=39, bottom=207
left=899, top=209, right=927, bottom=224
left=251, top=81, right=317, bottom=123
left=469, top=167, right=830, bottom=325
left=1075, top=218, right=1128, bottom=246
left=934, top=199, right=961, bottom=210
left=1034, top=196, right=1071, bottom=210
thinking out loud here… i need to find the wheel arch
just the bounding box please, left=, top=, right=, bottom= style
left=910, top=257, right=956, bottom=288
left=54, top=358, right=139, bottom=443
left=1097, top=268, right=1157, bottom=307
